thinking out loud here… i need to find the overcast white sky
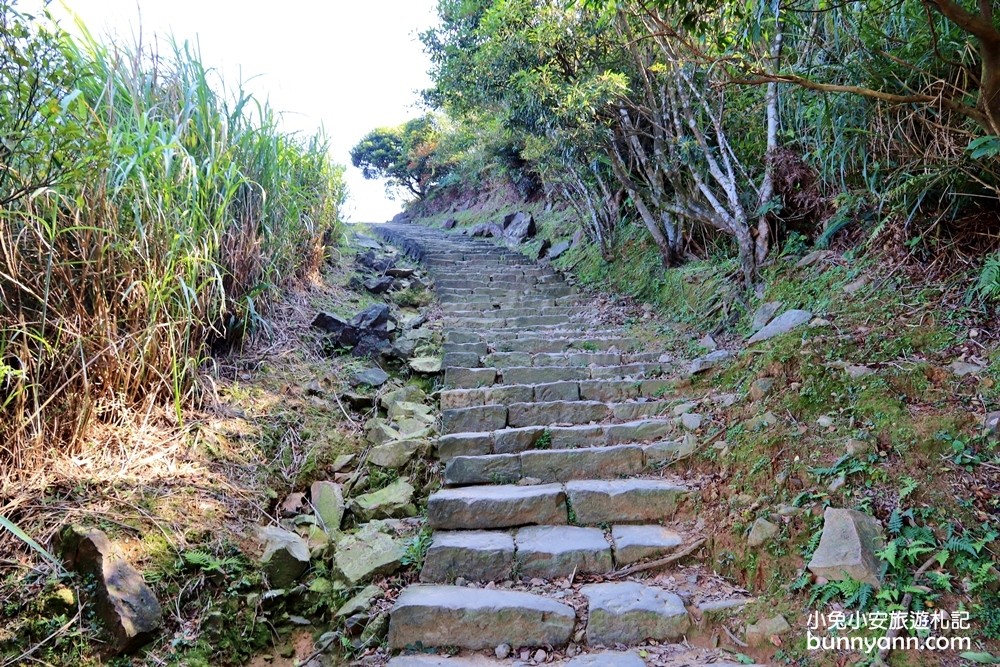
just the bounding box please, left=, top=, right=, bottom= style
left=38, top=0, right=439, bottom=222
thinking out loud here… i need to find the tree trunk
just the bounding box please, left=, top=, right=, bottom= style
left=756, top=0, right=783, bottom=266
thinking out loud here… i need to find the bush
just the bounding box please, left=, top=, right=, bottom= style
left=0, top=7, right=347, bottom=473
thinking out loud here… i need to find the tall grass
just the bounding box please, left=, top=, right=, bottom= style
left=0, top=6, right=347, bottom=477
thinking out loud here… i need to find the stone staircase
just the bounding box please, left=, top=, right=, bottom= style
left=373, top=224, right=754, bottom=667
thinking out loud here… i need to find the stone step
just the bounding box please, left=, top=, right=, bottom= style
left=444, top=444, right=646, bottom=485
left=440, top=378, right=677, bottom=409
left=567, top=479, right=687, bottom=524
left=445, top=306, right=579, bottom=318
left=491, top=337, right=642, bottom=354
left=440, top=399, right=677, bottom=434
left=446, top=327, right=622, bottom=342
left=435, top=419, right=681, bottom=460
left=486, top=351, right=663, bottom=369
left=427, top=483, right=568, bottom=530
left=387, top=585, right=576, bottom=650
left=425, top=478, right=688, bottom=530
left=446, top=315, right=576, bottom=329
left=420, top=524, right=685, bottom=582
left=440, top=296, right=584, bottom=310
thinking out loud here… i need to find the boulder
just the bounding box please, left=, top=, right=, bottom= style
left=310, top=481, right=345, bottom=534
left=690, top=350, right=732, bottom=374
left=336, top=584, right=384, bottom=617
left=547, top=240, right=571, bottom=260
left=807, top=507, right=883, bottom=588
left=351, top=367, right=389, bottom=388
left=350, top=479, right=417, bottom=522
left=257, top=526, right=311, bottom=590
left=751, top=301, right=783, bottom=331
left=364, top=276, right=395, bottom=294
left=747, top=518, right=779, bottom=547
left=335, top=521, right=406, bottom=585
left=368, top=439, right=427, bottom=468
left=504, top=212, right=536, bottom=244
left=470, top=223, right=503, bottom=238
left=536, top=239, right=552, bottom=259
left=410, top=356, right=443, bottom=374
left=747, top=310, right=812, bottom=345
left=441, top=217, right=457, bottom=230
left=746, top=614, right=792, bottom=646
left=380, top=385, right=427, bottom=410
left=366, top=418, right=401, bottom=446
left=749, top=377, right=775, bottom=401
left=56, top=525, right=163, bottom=654
left=316, top=304, right=397, bottom=358
left=386, top=267, right=415, bottom=278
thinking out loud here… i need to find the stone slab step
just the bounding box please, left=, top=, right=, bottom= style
left=446, top=327, right=622, bottom=342
left=427, top=483, right=568, bottom=529
left=440, top=379, right=676, bottom=410
left=420, top=524, right=684, bottom=582
left=581, top=582, right=690, bottom=645
left=445, top=364, right=667, bottom=389
left=446, top=306, right=579, bottom=319
left=444, top=444, right=645, bottom=485
left=567, top=479, right=687, bottom=524
left=419, top=530, right=515, bottom=583
left=493, top=337, right=641, bottom=354
left=436, top=420, right=680, bottom=460
left=516, top=525, right=613, bottom=578
left=387, top=585, right=576, bottom=649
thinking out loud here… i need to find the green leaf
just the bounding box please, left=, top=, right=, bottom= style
left=0, top=514, right=65, bottom=572
left=735, top=654, right=756, bottom=665
left=959, top=652, right=1000, bottom=664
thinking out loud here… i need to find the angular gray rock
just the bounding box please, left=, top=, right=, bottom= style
left=690, top=350, right=732, bottom=374
left=257, top=526, right=311, bottom=590
left=310, top=481, right=345, bottom=534
left=335, top=521, right=406, bottom=585
left=57, top=525, right=163, bottom=654
left=350, top=479, right=417, bottom=522
left=807, top=507, right=883, bottom=588
left=747, top=518, right=779, bottom=548
left=503, top=212, right=536, bottom=244
left=420, top=531, right=516, bottom=582
left=351, top=367, right=389, bottom=388
left=388, top=585, right=575, bottom=649
left=547, top=240, right=571, bottom=260
left=751, top=301, right=783, bottom=331
left=368, top=438, right=427, bottom=468
left=581, top=582, right=690, bottom=645
left=746, top=614, right=791, bottom=645
left=747, top=310, right=812, bottom=345
left=514, top=525, right=613, bottom=578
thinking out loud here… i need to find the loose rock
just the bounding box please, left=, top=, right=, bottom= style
left=56, top=525, right=163, bottom=654
left=808, top=507, right=884, bottom=588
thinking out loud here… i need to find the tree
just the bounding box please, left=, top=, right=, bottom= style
left=350, top=115, right=441, bottom=199
left=0, top=1, right=99, bottom=207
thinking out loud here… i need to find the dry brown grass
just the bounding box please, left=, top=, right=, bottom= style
left=0, top=251, right=368, bottom=615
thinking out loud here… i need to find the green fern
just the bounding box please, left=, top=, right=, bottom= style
left=182, top=549, right=245, bottom=575
left=973, top=253, right=1000, bottom=302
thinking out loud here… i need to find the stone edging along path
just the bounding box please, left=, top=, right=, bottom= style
left=371, top=224, right=763, bottom=667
